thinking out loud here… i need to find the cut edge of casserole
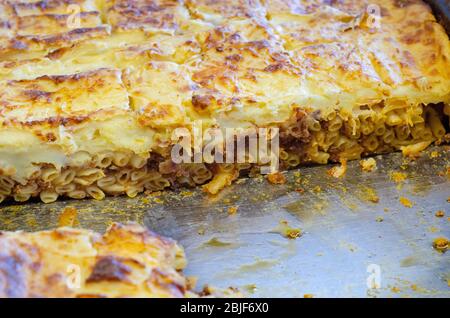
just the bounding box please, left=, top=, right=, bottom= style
left=0, top=222, right=240, bottom=298
left=0, top=0, right=449, bottom=203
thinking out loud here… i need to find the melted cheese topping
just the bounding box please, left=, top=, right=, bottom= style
left=267, top=0, right=450, bottom=108
left=186, top=0, right=267, bottom=24
left=0, top=0, right=449, bottom=182
left=105, top=0, right=193, bottom=33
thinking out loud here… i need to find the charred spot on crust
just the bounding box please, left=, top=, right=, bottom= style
left=11, top=40, right=28, bottom=50
left=86, top=256, right=131, bottom=283
left=394, top=0, right=418, bottom=8
left=46, top=47, right=68, bottom=60
left=247, top=40, right=270, bottom=50
left=23, top=90, right=52, bottom=102
left=0, top=251, right=27, bottom=298
left=18, top=115, right=89, bottom=128
left=45, top=132, right=57, bottom=142
left=0, top=21, right=12, bottom=29
left=264, top=63, right=284, bottom=72
left=14, top=0, right=85, bottom=12
left=192, top=95, right=214, bottom=110
left=225, top=54, right=242, bottom=63
left=147, top=268, right=185, bottom=296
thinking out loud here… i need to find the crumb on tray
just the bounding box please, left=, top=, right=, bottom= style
left=363, top=186, right=379, bottom=203
left=327, top=160, right=347, bottom=178
left=228, top=206, right=239, bottom=215
left=399, top=196, right=414, bottom=208
left=58, top=206, right=78, bottom=228
left=391, top=286, right=401, bottom=293
left=267, top=172, right=286, bottom=185
left=313, top=185, right=322, bottom=193
left=433, top=237, right=449, bottom=253
left=359, top=158, right=377, bottom=172
left=390, top=171, right=407, bottom=183
left=429, top=151, right=439, bottom=159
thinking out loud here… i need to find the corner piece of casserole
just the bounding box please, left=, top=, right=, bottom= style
left=0, top=222, right=238, bottom=298
left=0, top=0, right=449, bottom=203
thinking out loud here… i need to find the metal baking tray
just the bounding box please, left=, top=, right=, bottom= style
left=1, top=147, right=449, bottom=297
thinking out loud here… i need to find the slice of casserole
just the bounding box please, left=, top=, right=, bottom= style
left=0, top=222, right=237, bottom=297
left=0, top=0, right=449, bottom=203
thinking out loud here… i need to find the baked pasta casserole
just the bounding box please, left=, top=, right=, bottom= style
left=0, top=0, right=449, bottom=203
left=0, top=222, right=236, bottom=297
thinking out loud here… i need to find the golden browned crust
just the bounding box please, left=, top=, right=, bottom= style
left=106, top=0, right=192, bottom=32
left=0, top=223, right=237, bottom=298
left=0, top=68, right=128, bottom=127
left=186, top=0, right=267, bottom=22
left=0, top=0, right=108, bottom=59
left=267, top=0, right=450, bottom=96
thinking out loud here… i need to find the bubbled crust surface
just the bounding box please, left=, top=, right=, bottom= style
left=0, top=0, right=109, bottom=57
left=0, top=223, right=192, bottom=298
left=0, top=0, right=449, bottom=174
left=0, top=68, right=129, bottom=127
left=266, top=0, right=450, bottom=103
left=105, top=0, right=193, bottom=32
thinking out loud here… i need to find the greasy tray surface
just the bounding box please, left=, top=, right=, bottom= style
left=1, top=0, right=450, bottom=204
left=1, top=147, right=449, bottom=298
